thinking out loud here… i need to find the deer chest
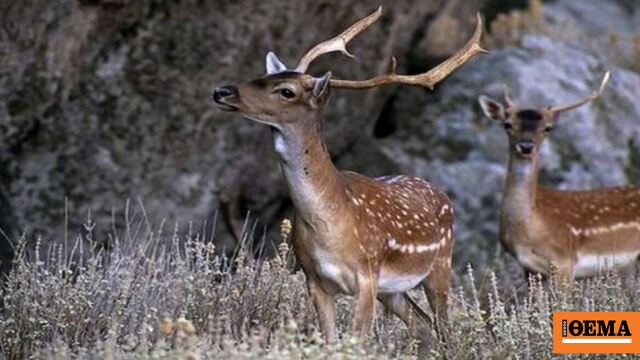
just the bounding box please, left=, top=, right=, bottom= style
left=311, top=247, right=355, bottom=294
left=513, top=244, right=549, bottom=275
left=501, top=219, right=550, bottom=274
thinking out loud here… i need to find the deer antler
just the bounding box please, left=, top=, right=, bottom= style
left=502, top=83, right=516, bottom=109
left=548, top=71, right=611, bottom=114
left=294, top=7, right=383, bottom=73
left=329, top=13, right=487, bottom=90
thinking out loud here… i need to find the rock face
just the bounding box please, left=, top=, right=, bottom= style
left=379, top=34, right=640, bottom=267
left=541, top=0, right=640, bottom=76
left=2, top=0, right=640, bottom=272
left=546, top=0, right=640, bottom=39
left=0, top=0, right=485, bottom=253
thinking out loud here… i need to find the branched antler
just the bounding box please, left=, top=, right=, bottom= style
left=503, top=83, right=516, bottom=109
left=294, top=6, right=383, bottom=73
left=293, top=8, right=487, bottom=90
left=328, top=13, right=487, bottom=90
left=548, top=71, right=610, bottom=114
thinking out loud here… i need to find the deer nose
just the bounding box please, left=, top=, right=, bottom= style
left=212, top=85, right=238, bottom=103
left=516, top=142, right=535, bottom=155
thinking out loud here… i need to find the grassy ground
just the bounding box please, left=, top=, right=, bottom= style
left=1, top=214, right=639, bottom=359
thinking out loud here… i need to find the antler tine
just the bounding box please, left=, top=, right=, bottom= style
left=330, top=13, right=488, bottom=90
left=503, top=84, right=516, bottom=108
left=548, top=71, right=611, bottom=114
left=294, top=6, right=383, bottom=73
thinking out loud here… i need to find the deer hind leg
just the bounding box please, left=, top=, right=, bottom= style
left=307, top=280, right=336, bottom=343
left=423, top=258, right=450, bottom=331
left=422, top=260, right=452, bottom=358
left=353, top=273, right=377, bottom=337
left=378, top=293, right=432, bottom=358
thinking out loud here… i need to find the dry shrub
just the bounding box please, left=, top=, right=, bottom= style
left=605, top=32, right=640, bottom=73
left=486, top=0, right=640, bottom=73
left=486, top=0, right=545, bottom=48
left=1, top=209, right=640, bottom=359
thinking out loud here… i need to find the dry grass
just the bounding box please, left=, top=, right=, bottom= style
left=1, top=210, right=640, bottom=359
left=485, top=0, right=545, bottom=49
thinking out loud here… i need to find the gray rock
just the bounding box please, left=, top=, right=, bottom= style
left=0, top=0, right=477, bottom=257
left=545, top=0, right=640, bottom=38
left=543, top=0, right=640, bottom=66
left=4, top=0, right=639, bottom=275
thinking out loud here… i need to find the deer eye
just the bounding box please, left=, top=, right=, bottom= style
left=544, top=126, right=553, bottom=133
left=503, top=122, right=513, bottom=130
left=277, top=88, right=296, bottom=99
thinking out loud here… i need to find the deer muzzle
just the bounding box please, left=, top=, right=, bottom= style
left=212, top=85, right=240, bottom=111
left=515, top=141, right=535, bottom=157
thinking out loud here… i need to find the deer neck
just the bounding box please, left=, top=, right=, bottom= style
left=502, top=153, right=540, bottom=224
left=271, top=116, right=346, bottom=228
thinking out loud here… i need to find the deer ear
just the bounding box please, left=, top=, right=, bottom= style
left=265, top=52, right=288, bottom=75
left=313, top=71, right=332, bottom=98
left=478, top=95, right=506, bottom=121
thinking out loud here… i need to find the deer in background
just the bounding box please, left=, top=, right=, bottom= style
left=479, top=72, right=640, bottom=283
left=212, top=7, right=486, bottom=356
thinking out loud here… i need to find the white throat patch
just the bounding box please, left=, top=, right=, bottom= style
left=273, top=132, right=287, bottom=154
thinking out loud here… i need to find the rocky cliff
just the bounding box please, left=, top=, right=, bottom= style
left=1, top=0, right=639, bottom=271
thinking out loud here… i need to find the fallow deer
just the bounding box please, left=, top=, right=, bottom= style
left=479, top=72, right=640, bottom=283
left=213, top=8, right=485, bottom=355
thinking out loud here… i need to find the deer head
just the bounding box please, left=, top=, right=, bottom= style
left=478, top=72, right=610, bottom=160
left=212, top=68, right=332, bottom=128
left=213, top=7, right=486, bottom=128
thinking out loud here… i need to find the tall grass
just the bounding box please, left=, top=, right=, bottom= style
left=1, top=209, right=639, bottom=359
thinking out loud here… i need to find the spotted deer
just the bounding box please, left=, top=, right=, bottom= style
left=479, top=72, right=640, bottom=283
left=212, top=7, right=486, bottom=355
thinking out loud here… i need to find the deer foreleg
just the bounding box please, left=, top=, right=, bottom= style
left=308, top=280, right=336, bottom=343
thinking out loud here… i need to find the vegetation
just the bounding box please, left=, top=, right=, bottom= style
left=488, top=0, right=640, bottom=73
left=1, top=210, right=639, bottom=359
